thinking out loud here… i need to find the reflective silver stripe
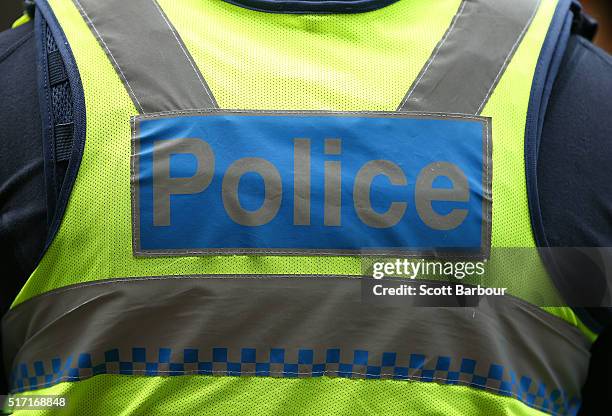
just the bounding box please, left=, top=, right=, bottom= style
left=3, top=275, right=588, bottom=411
left=398, top=0, right=541, bottom=114
left=73, top=0, right=218, bottom=113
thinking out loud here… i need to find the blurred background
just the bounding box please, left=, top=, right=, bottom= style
left=581, top=0, right=612, bottom=52
left=0, top=0, right=611, bottom=51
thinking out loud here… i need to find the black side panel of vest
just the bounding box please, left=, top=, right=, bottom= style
left=38, top=16, right=71, bottom=225
left=34, top=0, right=86, bottom=259
left=525, top=0, right=610, bottom=334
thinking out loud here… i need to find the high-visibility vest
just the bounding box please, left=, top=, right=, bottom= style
left=3, top=0, right=597, bottom=415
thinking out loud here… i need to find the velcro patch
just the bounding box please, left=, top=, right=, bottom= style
left=131, top=110, right=491, bottom=257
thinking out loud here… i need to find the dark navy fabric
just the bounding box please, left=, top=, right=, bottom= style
left=524, top=0, right=609, bottom=335
left=0, top=21, right=46, bottom=399
left=221, top=0, right=400, bottom=14
left=34, top=0, right=86, bottom=261
left=537, top=34, right=612, bottom=415
left=0, top=12, right=611, bottom=414
left=538, top=35, right=612, bottom=250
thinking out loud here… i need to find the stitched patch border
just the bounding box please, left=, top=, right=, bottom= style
left=130, top=110, right=492, bottom=258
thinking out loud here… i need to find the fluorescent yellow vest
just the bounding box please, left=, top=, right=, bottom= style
left=2, top=0, right=595, bottom=415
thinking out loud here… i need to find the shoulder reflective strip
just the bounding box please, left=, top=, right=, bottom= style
left=72, top=0, right=218, bottom=113
left=398, top=0, right=541, bottom=115
left=3, top=276, right=588, bottom=413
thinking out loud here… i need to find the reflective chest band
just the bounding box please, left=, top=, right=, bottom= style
left=3, top=275, right=589, bottom=416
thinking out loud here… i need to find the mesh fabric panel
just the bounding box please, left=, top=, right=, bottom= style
left=13, top=375, right=547, bottom=416
left=50, top=82, right=72, bottom=124
left=158, top=0, right=461, bottom=111
left=17, top=0, right=583, bottom=333
left=45, top=25, right=58, bottom=52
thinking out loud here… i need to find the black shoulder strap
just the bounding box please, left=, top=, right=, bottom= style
left=38, top=14, right=74, bottom=226
left=570, top=2, right=598, bottom=41
left=33, top=0, right=86, bottom=257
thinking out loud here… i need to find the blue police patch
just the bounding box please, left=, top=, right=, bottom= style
left=131, top=110, right=491, bottom=257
